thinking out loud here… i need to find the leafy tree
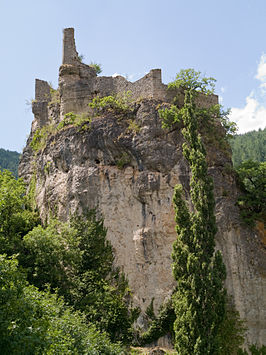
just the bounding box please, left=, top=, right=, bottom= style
left=22, top=211, right=136, bottom=344
left=22, top=219, right=81, bottom=294
left=161, top=69, right=237, bottom=141
left=70, top=211, right=114, bottom=278
left=0, top=170, right=39, bottom=256
left=236, top=160, right=266, bottom=225
left=69, top=212, right=137, bottom=344
left=160, top=69, right=232, bottom=354
left=0, top=254, right=123, bottom=355
left=0, top=170, right=134, bottom=345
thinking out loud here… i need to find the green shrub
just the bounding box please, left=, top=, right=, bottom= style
left=158, top=104, right=182, bottom=129
left=78, top=54, right=85, bottom=62
left=30, top=124, right=55, bottom=153
left=89, top=91, right=134, bottom=117
left=145, top=297, right=156, bottom=320
left=22, top=219, right=81, bottom=294
left=89, top=62, right=102, bottom=74
left=116, top=152, right=131, bottom=169
left=127, top=119, right=141, bottom=133
left=57, top=112, right=91, bottom=131
left=44, top=161, right=52, bottom=175
left=31, top=113, right=91, bottom=154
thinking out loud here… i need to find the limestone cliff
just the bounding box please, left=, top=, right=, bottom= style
left=19, top=28, right=266, bottom=347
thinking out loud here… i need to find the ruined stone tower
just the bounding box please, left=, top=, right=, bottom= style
left=62, top=27, right=79, bottom=65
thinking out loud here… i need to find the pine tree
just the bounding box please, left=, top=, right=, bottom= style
left=160, top=69, right=227, bottom=354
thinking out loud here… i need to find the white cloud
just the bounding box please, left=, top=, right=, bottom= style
left=230, top=93, right=266, bottom=133
left=229, top=54, right=266, bottom=133
left=112, top=72, right=147, bottom=81
left=255, top=53, right=266, bottom=82
left=112, top=73, right=123, bottom=78
left=112, top=72, right=139, bottom=80
left=128, top=74, right=135, bottom=81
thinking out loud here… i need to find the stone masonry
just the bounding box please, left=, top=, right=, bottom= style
left=33, top=28, right=218, bottom=130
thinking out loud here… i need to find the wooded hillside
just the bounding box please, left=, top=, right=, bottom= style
left=0, top=148, right=20, bottom=178
left=230, top=128, right=266, bottom=166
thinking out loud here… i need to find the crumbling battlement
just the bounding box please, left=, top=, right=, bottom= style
left=33, top=27, right=218, bottom=129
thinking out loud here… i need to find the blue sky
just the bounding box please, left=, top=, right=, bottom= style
left=1, top=0, right=266, bottom=152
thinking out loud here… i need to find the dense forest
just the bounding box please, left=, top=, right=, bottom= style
left=230, top=127, right=266, bottom=166
left=0, top=148, right=20, bottom=178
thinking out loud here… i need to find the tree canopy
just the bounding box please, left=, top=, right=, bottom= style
left=0, top=254, right=123, bottom=355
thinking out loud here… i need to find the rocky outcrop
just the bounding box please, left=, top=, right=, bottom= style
left=19, top=28, right=266, bottom=347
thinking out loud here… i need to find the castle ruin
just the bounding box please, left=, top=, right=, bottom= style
left=32, top=28, right=218, bottom=131
left=21, top=28, right=266, bottom=348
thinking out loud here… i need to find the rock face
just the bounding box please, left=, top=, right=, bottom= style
left=19, top=28, right=266, bottom=346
